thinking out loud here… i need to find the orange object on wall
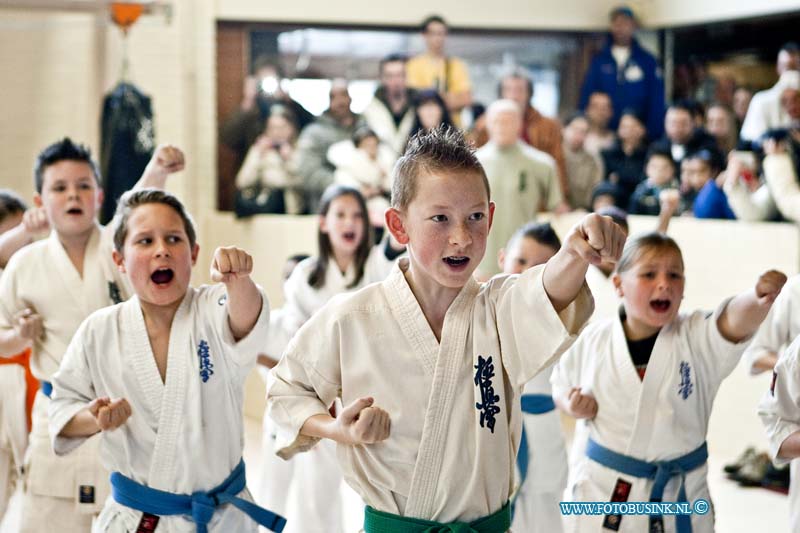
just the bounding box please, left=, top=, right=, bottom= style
left=111, top=2, right=145, bottom=34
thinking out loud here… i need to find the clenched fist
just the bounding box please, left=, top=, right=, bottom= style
left=13, top=308, right=43, bottom=342
left=564, top=213, right=627, bottom=267
left=336, top=397, right=391, bottom=445
left=755, top=270, right=788, bottom=305
left=566, top=387, right=598, bottom=420
left=22, top=207, right=50, bottom=238
left=210, top=246, right=253, bottom=284
left=89, top=397, right=132, bottom=431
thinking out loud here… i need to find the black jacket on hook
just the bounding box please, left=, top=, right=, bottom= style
left=100, top=82, right=156, bottom=224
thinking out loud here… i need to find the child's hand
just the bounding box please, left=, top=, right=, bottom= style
left=659, top=189, right=680, bottom=216
left=13, top=308, right=43, bottom=341
left=145, top=144, right=185, bottom=179
left=755, top=270, right=788, bottom=305
left=210, top=246, right=253, bottom=284
left=336, top=397, right=391, bottom=445
left=88, top=397, right=132, bottom=431
left=565, top=213, right=626, bottom=266
left=22, top=207, right=49, bottom=238
left=567, top=387, right=598, bottom=419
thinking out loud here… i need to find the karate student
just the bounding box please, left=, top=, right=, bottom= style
left=267, top=127, right=625, bottom=531
left=0, top=190, right=38, bottom=525
left=496, top=221, right=568, bottom=533
left=275, top=184, right=404, bottom=533
left=753, top=274, right=800, bottom=532
left=0, top=139, right=183, bottom=533
left=552, top=232, right=786, bottom=533
left=48, top=189, right=284, bottom=533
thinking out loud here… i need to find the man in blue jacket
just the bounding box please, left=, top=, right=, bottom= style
left=579, top=5, right=665, bottom=140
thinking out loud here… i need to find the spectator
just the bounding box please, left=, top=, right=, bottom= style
left=723, top=151, right=779, bottom=222
left=733, top=87, right=754, bottom=130
left=740, top=43, right=800, bottom=142
left=562, top=113, right=602, bottom=210
left=234, top=107, right=304, bottom=216
left=680, top=149, right=735, bottom=219
left=583, top=91, right=616, bottom=159
left=361, top=54, right=416, bottom=155
left=406, top=15, right=472, bottom=128
left=650, top=100, right=719, bottom=176
left=591, top=181, right=619, bottom=212
left=407, top=89, right=456, bottom=141
left=628, top=148, right=679, bottom=215
left=579, top=5, right=666, bottom=140
left=329, top=127, right=395, bottom=230
left=475, top=100, right=565, bottom=278
left=601, top=110, right=648, bottom=207
left=220, top=56, right=314, bottom=169
left=294, top=80, right=366, bottom=213
left=471, top=69, right=569, bottom=197
left=760, top=131, right=800, bottom=223
left=706, top=103, right=738, bottom=155
left=780, top=86, right=800, bottom=129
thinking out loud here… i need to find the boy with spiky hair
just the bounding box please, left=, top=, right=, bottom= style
left=268, top=127, right=625, bottom=531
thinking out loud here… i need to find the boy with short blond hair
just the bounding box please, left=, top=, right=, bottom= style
left=267, top=127, right=626, bottom=531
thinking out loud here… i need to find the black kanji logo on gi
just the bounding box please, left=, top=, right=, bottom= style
left=474, top=355, right=501, bottom=433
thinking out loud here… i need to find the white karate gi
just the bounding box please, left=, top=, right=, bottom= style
left=552, top=302, right=746, bottom=533
left=511, top=362, right=567, bottom=533
left=48, top=284, right=270, bottom=533
left=752, top=275, right=800, bottom=533
left=268, top=259, right=593, bottom=524
left=0, top=362, right=26, bottom=524
left=274, top=245, right=398, bottom=533
left=0, top=225, right=131, bottom=533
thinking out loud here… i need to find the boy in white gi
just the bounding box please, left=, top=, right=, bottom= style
left=268, top=127, right=626, bottom=531
left=48, top=189, right=284, bottom=533
left=754, top=274, right=800, bottom=532
left=496, top=222, right=568, bottom=533
left=552, top=232, right=786, bottom=533
left=0, top=139, right=183, bottom=533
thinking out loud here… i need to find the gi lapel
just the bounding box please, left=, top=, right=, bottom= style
left=404, top=275, right=479, bottom=518
left=142, top=290, right=192, bottom=490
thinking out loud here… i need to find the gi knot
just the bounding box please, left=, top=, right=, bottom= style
left=191, top=492, right=217, bottom=526
left=425, top=523, right=473, bottom=533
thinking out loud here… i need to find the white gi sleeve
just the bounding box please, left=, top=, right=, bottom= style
left=201, top=283, right=270, bottom=377
left=492, top=264, right=594, bottom=387
left=685, top=298, right=749, bottom=387
left=48, top=319, right=98, bottom=456
left=266, top=300, right=344, bottom=459
left=758, top=338, right=800, bottom=466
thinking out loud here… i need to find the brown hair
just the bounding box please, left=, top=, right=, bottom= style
left=112, top=189, right=197, bottom=253
left=391, top=126, right=489, bottom=211
left=0, top=189, right=27, bottom=225
left=616, top=232, right=684, bottom=275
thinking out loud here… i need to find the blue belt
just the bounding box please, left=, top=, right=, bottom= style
left=110, top=458, right=286, bottom=533
left=39, top=380, right=52, bottom=398
left=586, top=438, right=708, bottom=533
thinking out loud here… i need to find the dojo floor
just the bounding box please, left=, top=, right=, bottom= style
left=1, top=415, right=786, bottom=532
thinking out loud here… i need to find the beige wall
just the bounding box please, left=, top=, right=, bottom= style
left=215, top=0, right=614, bottom=30
left=644, top=0, right=800, bottom=27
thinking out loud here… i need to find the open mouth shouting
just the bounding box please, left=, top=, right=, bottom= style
left=150, top=268, right=175, bottom=285
left=443, top=255, right=470, bottom=271
left=66, top=207, right=84, bottom=216
left=341, top=231, right=357, bottom=244
left=650, top=299, right=671, bottom=313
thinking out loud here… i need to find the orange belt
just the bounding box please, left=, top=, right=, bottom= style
left=0, top=348, right=38, bottom=430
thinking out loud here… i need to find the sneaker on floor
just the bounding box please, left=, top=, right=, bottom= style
left=732, top=452, right=771, bottom=487
left=724, top=446, right=757, bottom=475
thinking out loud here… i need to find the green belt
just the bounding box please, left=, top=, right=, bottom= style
left=363, top=501, right=511, bottom=533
